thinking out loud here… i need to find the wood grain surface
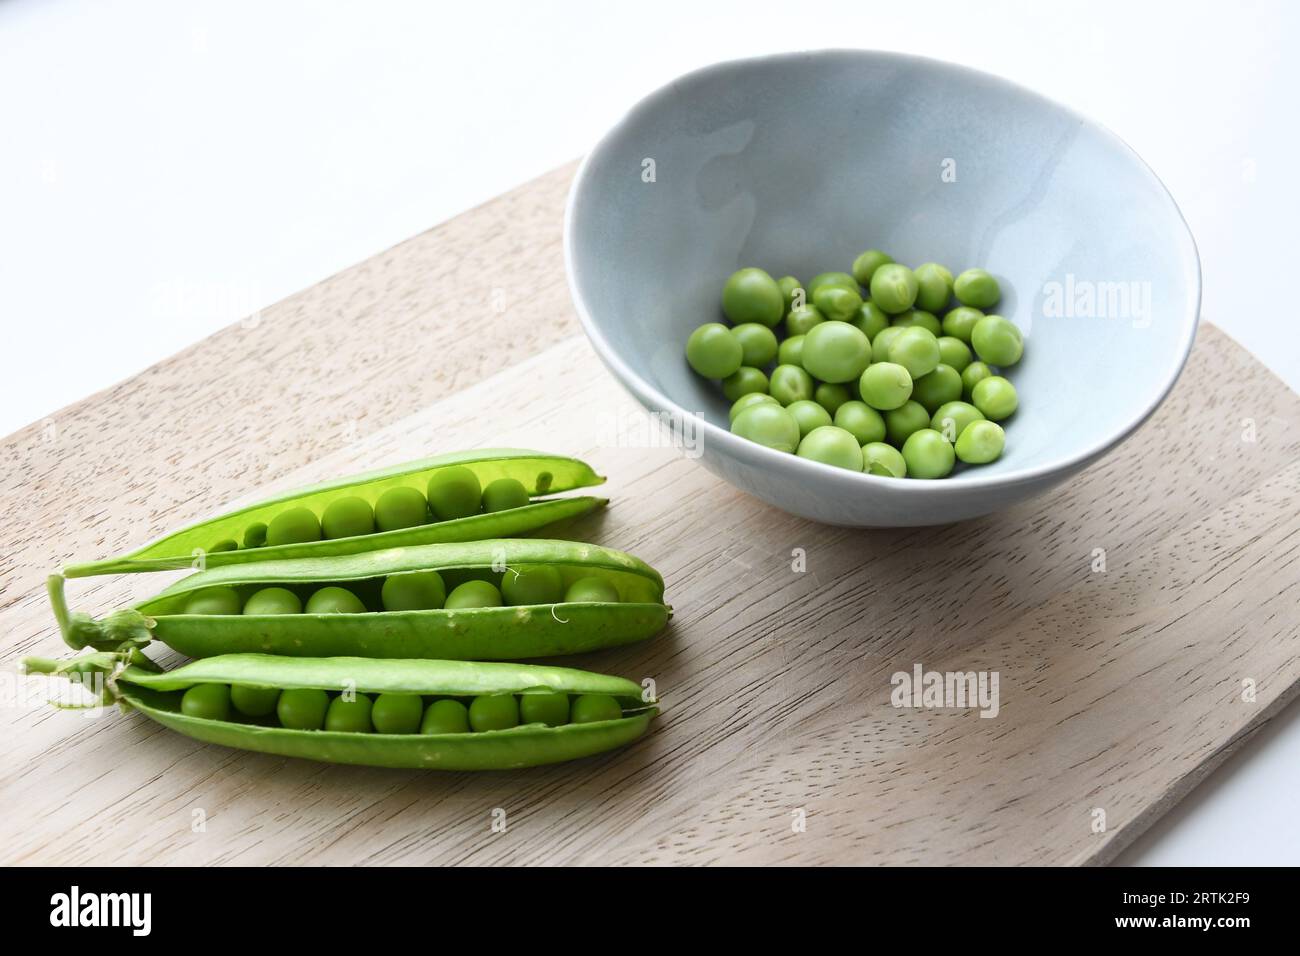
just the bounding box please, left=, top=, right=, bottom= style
left=2, top=162, right=1298, bottom=866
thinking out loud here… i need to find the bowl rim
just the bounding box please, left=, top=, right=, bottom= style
left=563, top=48, right=1202, bottom=491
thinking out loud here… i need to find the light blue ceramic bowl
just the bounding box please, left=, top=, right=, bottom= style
left=565, top=50, right=1200, bottom=526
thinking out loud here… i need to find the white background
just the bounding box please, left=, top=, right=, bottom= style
left=2, top=0, right=1297, bottom=864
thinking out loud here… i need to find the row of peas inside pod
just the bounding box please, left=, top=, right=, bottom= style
left=685, top=254, right=1023, bottom=478
left=30, top=450, right=668, bottom=770
left=48, top=538, right=669, bottom=661
left=24, top=653, right=657, bottom=771
left=61, top=450, right=610, bottom=577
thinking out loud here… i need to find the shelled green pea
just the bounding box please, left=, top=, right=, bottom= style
left=381, top=571, right=446, bottom=611
left=954, top=268, right=1000, bottom=309
left=722, top=366, right=769, bottom=402
left=305, top=587, right=367, bottom=614
left=912, top=263, right=953, bottom=314
left=501, top=565, right=565, bottom=605
left=520, top=692, right=570, bottom=727
left=729, top=392, right=778, bottom=423
left=858, top=362, right=913, bottom=411
left=278, top=688, right=330, bottom=730
left=887, top=327, right=941, bottom=380
left=564, top=577, right=620, bottom=603
left=231, top=683, right=280, bottom=717
left=375, top=486, right=429, bottom=532
left=181, top=683, right=230, bottom=721
left=731, top=323, right=779, bottom=368
left=955, top=420, right=1006, bottom=464
left=970, top=315, right=1023, bottom=367
left=833, top=401, right=886, bottom=445
left=326, top=692, right=374, bottom=733
left=961, top=361, right=994, bottom=401
left=373, top=693, right=424, bottom=733
left=937, top=336, right=973, bottom=372
left=814, top=383, right=852, bottom=416
left=930, top=402, right=985, bottom=444
left=785, top=305, right=824, bottom=337
left=570, top=694, right=622, bottom=724
left=777, top=334, right=805, bottom=367
left=943, top=306, right=984, bottom=343
left=266, top=507, right=321, bottom=547
left=851, top=301, right=890, bottom=340
left=851, top=250, right=893, bottom=287
left=911, top=364, right=963, bottom=414
left=870, top=264, right=919, bottom=314
left=722, top=268, right=784, bottom=327
left=421, top=699, right=470, bottom=734
left=769, top=365, right=815, bottom=406
left=686, top=322, right=744, bottom=379
left=901, top=429, right=956, bottom=479
left=811, top=284, right=862, bottom=323
left=802, top=321, right=871, bottom=384
left=869, top=326, right=905, bottom=364
left=469, top=694, right=519, bottom=731
left=688, top=256, right=1023, bottom=479
left=732, top=401, right=801, bottom=452
left=885, top=401, right=931, bottom=447
left=427, top=466, right=482, bottom=520
left=891, top=309, right=942, bottom=337
left=777, top=276, right=803, bottom=315
left=971, top=376, right=1018, bottom=421
left=806, top=272, right=858, bottom=297
left=797, top=425, right=863, bottom=471
left=787, top=400, right=833, bottom=438
left=863, top=442, right=907, bottom=478
left=481, top=478, right=529, bottom=513
left=244, top=587, right=302, bottom=615
left=444, top=580, right=503, bottom=609
left=321, top=496, right=375, bottom=539
left=183, top=587, right=243, bottom=615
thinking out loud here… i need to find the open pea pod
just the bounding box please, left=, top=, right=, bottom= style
left=24, top=652, right=658, bottom=771
left=63, top=449, right=606, bottom=577
left=51, top=538, right=670, bottom=660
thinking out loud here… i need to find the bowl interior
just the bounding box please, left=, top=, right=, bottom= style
left=567, top=51, right=1199, bottom=481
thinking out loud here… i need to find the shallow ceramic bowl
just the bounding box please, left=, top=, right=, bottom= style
left=565, top=50, right=1200, bottom=525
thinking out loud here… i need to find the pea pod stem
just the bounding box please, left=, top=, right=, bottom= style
left=23, top=647, right=161, bottom=677
left=23, top=648, right=161, bottom=708
left=47, top=574, right=155, bottom=652
left=21, top=655, right=74, bottom=676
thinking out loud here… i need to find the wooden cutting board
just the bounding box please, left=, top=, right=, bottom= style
left=2, top=162, right=1297, bottom=866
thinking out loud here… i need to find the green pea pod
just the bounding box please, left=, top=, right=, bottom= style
left=62, top=449, right=607, bottom=577
left=24, top=653, right=658, bottom=770
left=51, top=539, right=670, bottom=660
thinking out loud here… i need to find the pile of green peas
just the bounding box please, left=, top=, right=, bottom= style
left=206, top=467, right=531, bottom=554
left=178, top=681, right=625, bottom=734
left=181, top=568, right=622, bottom=616
left=685, top=255, right=1024, bottom=479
